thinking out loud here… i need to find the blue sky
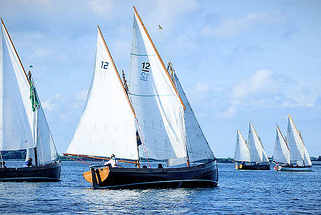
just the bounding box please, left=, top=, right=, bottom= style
left=1, top=0, right=321, bottom=157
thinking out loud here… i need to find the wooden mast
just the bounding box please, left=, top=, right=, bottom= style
left=1, top=18, right=29, bottom=83
left=1, top=18, right=39, bottom=166
left=97, top=26, right=141, bottom=167
left=133, top=6, right=186, bottom=111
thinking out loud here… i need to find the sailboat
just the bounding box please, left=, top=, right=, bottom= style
left=272, top=126, right=290, bottom=171
left=236, top=123, right=270, bottom=170
left=0, top=19, right=60, bottom=181
left=65, top=7, right=218, bottom=189
left=274, top=115, right=312, bottom=171
left=234, top=130, right=251, bottom=169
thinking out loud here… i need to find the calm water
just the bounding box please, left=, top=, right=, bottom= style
left=0, top=161, right=320, bottom=214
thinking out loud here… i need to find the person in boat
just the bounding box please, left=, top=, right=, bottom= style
left=104, top=154, right=118, bottom=167
left=0, top=160, right=6, bottom=168
left=25, top=158, right=33, bottom=167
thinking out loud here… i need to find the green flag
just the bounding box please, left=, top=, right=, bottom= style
left=29, top=80, right=39, bottom=112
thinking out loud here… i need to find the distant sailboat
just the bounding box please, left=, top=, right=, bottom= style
left=272, top=126, right=290, bottom=170
left=0, top=19, right=60, bottom=181
left=65, top=7, right=218, bottom=189
left=274, top=115, right=312, bottom=171
left=234, top=130, right=251, bottom=169
left=235, top=123, right=270, bottom=170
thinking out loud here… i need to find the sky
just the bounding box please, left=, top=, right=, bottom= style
left=1, top=0, right=321, bottom=158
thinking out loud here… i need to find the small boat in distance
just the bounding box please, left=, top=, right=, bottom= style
left=235, top=123, right=270, bottom=170
left=65, top=7, right=218, bottom=189
left=272, top=126, right=291, bottom=170
left=234, top=130, right=251, bottom=169
left=0, top=19, right=60, bottom=181
left=274, top=115, right=312, bottom=171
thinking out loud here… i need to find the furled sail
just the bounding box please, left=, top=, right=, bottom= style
left=287, top=115, right=312, bottom=166
left=67, top=27, right=138, bottom=160
left=0, top=21, right=34, bottom=151
left=248, top=123, right=269, bottom=162
left=173, top=72, right=215, bottom=163
left=273, top=126, right=290, bottom=164
left=131, top=8, right=187, bottom=163
left=234, top=130, right=250, bottom=162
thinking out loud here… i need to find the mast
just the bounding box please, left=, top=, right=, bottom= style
left=167, top=62, right=190, bottom=167
left=0, top=18, right=29, bottom=83
left=1, top=19, right=39, bottom=164
left=133, top=6, right=186, bottom=111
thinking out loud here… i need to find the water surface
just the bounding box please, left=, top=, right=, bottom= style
left=0, top=161, right=320, bottom=214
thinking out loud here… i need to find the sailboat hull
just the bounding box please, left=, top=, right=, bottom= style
left=0, top=162, right=61, bottom=182
left=84, top=160, right=218, bottom=189
left=235, top=162, right=270, bottom=170
left=274, top=164, right=312, bottom=172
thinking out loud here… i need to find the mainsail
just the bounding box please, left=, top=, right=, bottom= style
left=0, top=19, right=58, bottom=166
left=287, top=115, right=312, bottom=166
left=273, top=126, right=290, bottom=164
left=234, top=130, right=250, bottom=162
left=248, top=123, right=269, bottom=162
left=0, top=21, right=34, bottom=151
left=130, top=7, right=188, bottom=164
left=173, top=72, right=215, bottom=163
left=67, top=27, right=138, bottom=160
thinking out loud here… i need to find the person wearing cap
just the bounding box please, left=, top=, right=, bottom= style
left=104, top=154, right=118, bottom=167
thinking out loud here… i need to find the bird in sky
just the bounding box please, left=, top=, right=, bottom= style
left=158, top=24, right=163, bottom=30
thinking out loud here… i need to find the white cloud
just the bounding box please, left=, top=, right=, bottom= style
left=232, top=69, right=274, bottom=99
left=88, top=0, right=114, bottom=17
left=201, top=12, right=284, bottom=37
left=42, top=94, right=62, bottom=112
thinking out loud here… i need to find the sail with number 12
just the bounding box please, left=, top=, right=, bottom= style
left=65, top=7, right=218, bottom=189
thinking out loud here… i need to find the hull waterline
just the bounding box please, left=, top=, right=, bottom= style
left=0, top=162, right=61, bottom=182
left=84, top=160, right=218, bottom=189
left=235, top=162, right=270, bottom=170
left=274, top=164, right=312, bottom=172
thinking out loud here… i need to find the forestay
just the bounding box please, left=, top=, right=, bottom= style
left=234, top=130, right=250, bottom=162
left=248, top=123, right=269, bottom=162
left=129, top=17, right=176, bottom=160
left=67, top=27, right=138, bottom=160
left=273, top=127, right=290, bottom=164
left=287, top=116, right=312, bottom=166
left=173, top=72, right=214, bottom=163
left=0, top=22, right=34, bottom=151
left=132, top=9, right=187, bottom=162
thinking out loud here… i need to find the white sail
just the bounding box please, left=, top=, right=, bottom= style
left=0, top=22, right=34, bottom=151
left=273, top=126, right=290, bottom=164
left=234, top=130, right=250, bottom=162
left=67, top=27, right=138, bottom=160
left=173, top=72, right=215, bottom=163
left=248, top=123, right=269, bottom=162
left=129, top=17, right=176, bottom=160
left=133, top=9, right=187, bottom=161
left=287, top=116, right=312, bottom=166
